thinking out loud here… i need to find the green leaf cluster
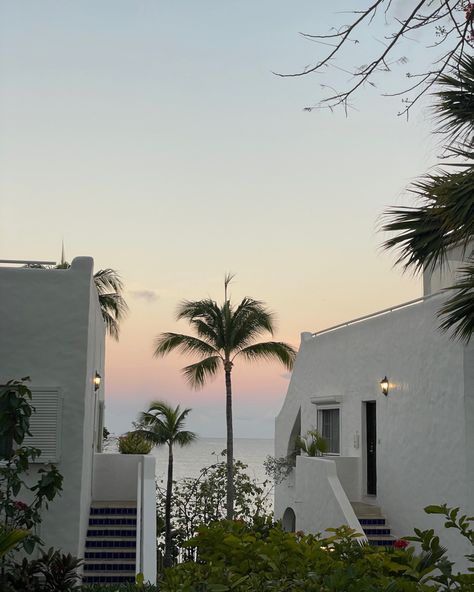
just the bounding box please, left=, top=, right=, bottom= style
left=156, top=456, right=273, bottom=561
left=160, top=504, right=474, bottom=592
left=118, top=431, right=154, bottom=455
left=0, top=378, right=63, bottom=556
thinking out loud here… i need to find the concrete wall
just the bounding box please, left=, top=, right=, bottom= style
left=275, top=293, right=473, bottom=567
left=0, top=258, right=105, bottom=556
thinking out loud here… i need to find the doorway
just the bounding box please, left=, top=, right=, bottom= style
left=365, top=401, right=377, bottom=495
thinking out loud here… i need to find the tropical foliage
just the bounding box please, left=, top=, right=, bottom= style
left=383, top=54, right=474, bottom=342
left=155, top=455, right=272, bottom=562
left=118, top=431, right=153, bottom=454
left=296, top=429, right=328, bottom=457
left=153, top=275, right=296, bottom=519
left=0, top=378, right=63, bottom=555
left=160, top=505, right=473, bottom=591
left=137, top=401, right=196, bottom=567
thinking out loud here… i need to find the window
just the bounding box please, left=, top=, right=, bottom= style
left=318, top=408, right=340, bottom=454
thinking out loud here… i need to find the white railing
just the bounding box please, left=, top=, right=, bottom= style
left=311, top=296, right=429, bottom=338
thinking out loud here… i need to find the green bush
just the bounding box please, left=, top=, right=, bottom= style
left=118, top=431, right=153, bottom=454
left=160, top=505, right=474, bottom=592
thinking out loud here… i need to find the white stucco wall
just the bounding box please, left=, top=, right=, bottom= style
left=275, top=293, right=473, bottom=567
left=0, top=258, right=105, bottom=557
left=93, top=453, right=157, bottom=582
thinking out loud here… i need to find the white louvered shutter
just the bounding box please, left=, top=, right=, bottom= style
left=22, top=390, right=63, bottom=463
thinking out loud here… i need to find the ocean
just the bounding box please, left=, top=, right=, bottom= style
left=151, top=437, right=274, bottom=485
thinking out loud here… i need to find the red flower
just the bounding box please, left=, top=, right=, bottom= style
left=394, top=539, right=409, bottom=549
left=14, top=501, right=28, bottom=510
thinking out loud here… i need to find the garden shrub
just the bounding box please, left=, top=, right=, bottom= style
left=160, top=504, right=473, bottom=592
left=118, top=431, right=154, bottom=454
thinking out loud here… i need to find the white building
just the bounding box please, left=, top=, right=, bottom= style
left=275, top=248, right=473, bottom=568
left=0, top=257, right=156, bottom=584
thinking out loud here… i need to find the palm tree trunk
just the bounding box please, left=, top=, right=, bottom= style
left=164, top=442, right=173, bottom=567
left=224, top=361, right=234, bottom=520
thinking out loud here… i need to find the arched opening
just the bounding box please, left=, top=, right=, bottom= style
left=282, top=507, right=296, bottom=532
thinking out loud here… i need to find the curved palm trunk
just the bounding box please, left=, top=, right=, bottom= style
left=224, top=361, right=234, bottom=520
left=164, top=442, right=174, bottom=567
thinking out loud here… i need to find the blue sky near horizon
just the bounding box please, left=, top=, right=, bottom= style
left=0, top=1, right=441, bottom=437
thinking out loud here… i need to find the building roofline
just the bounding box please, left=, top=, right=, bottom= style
left=307, top=292, right=443, bottom=340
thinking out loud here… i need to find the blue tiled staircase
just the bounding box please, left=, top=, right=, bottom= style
left=82, top=502, right=138, bottom=584
left=352, top=502, right=396, bottom=547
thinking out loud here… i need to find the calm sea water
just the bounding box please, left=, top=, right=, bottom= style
left=152, top=437, right=274, bottom=484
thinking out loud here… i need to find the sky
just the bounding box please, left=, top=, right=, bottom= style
left=0, top=1, right=442, bottom=438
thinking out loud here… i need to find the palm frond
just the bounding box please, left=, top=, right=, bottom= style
left=382, top=163, right=474, bottom=272
left=94, top=268, right=125, bottom=295
left=235, top=341, right=296, bottom=370
left=438, top=257, right=474, bottom=343
left=153, top=333, right=219, bottom=358
left=138, top=401, right=196, bottom=447
left=433, top=54, right=474, bottom=146
left=177, top=299, right=226, bottom=348
left=98, top=292, right=129, bottom=340
left=229, top=298, right=275, bottom=349
left=182, top=356, right=222, bottom=389
left=93, top=269, right=128, bottom=340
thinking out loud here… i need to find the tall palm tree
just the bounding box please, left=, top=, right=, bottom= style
left=153, top=276, right=296, bottom=519
left=137, top=401, right=196, bottom=567
left=382, top=54, right=474, bottom=342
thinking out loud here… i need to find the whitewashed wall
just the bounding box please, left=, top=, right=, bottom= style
left=0, top=258, right=105, bottom=557
left=275, top=291, right=473, bottom=567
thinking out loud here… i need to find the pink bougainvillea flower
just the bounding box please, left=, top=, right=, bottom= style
left=13, top=501, right=28, bottom=510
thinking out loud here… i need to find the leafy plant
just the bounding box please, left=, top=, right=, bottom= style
left=2, top=548, right=82, bottom=592
left=264, top=454, right=296, bottom=485
left=295, top=429, right=328, bottom=457
left=155, top=454, right=273, bottom=564
left=160, top=504, right=474, bottom=591
left=118, top=431, right=153, bottom=455
left=0, top=378, right=63, bottom=554
left=0, top=525, right=29, bottom=558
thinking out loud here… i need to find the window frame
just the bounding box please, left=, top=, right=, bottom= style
left=317, top=405, right=341, bottom=456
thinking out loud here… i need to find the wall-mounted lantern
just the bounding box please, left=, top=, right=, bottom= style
left=380, top=376, right=389, bottom=396
left=93, top=372, right=101, bottom=391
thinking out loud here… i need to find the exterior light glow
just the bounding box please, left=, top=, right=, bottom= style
left=94, top=372, right=101, bottom=391
left=380, top=376, right=389, bottom=396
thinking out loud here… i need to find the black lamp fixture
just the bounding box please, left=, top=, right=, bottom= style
left=380, top=376, right=389, bottom=396
left=93, top=371, right=101, bottom=391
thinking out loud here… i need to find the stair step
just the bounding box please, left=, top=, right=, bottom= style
left=82, top=574, right=136, bottom=584
left=351, top=502, right=381, bottom=516
left=358, top=517, right=386, bottom=525
left=90, top=506, right=137, bottom=516
left=84, top=562, right=136, bottom=572
left=86, top=539, right=136, bottom=549
left=89, top=517, right=137, bottom=526
left=363, top=527, right=391, bottom=536
left=87, top=529, right=136, bottom=538
left=85, top=551, right=136, bottom=560
left=366, top=535, right=396, bottom=547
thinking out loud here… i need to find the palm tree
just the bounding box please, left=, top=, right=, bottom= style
left=153, top=275, right=296, bottom=520
left=137, top=401, right=196, bottom=567
left=382, top=54, right=474, bottom=342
